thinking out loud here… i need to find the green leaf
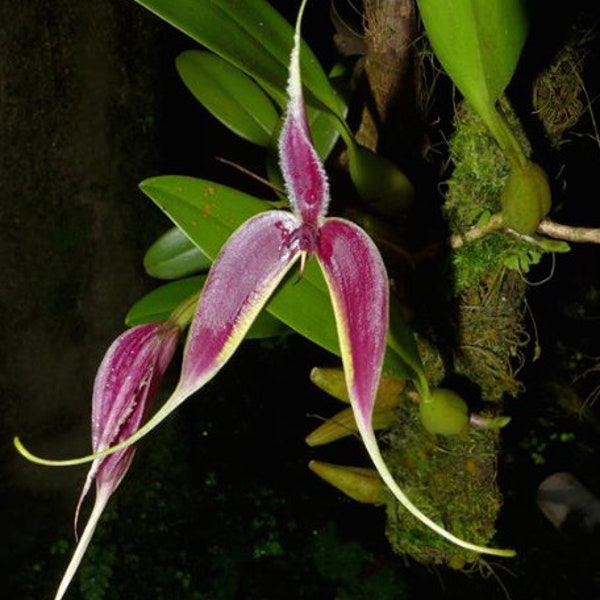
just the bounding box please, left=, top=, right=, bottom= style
left=417, top=0, right=529, bottom=166
left=176, top=51, right=342, bottom=156
left=176, top=51, right=279, bottom=146
left=270, top=260, right=338, bottom=353
left=384, top=295, right=426, bottom=389
left=139, top=175, right=415, bottom=379
left=126, top=275, right=289, bottom=339
left=308, top=107, right=341, bottom=163
left=126, top=276, right=206, bottom=326
left=307, top=64, right=351, bottom=161
left=144, top=226, right=211, bottom=280
left=140, top=176, right=271, bottom=259
left=135, top=0, right=344, bottom=117
left=246, top=309, right=291, bottom=340
left=416, top=0, right=528, bottom=114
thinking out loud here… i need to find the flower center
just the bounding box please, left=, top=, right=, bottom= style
left=289, top=221, right=320, bottom=256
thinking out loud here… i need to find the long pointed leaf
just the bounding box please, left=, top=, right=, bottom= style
left=126, top=276, right=207, bottom=326
left=307, top=106, right=342, bottom=163
left=176, top=51, right=279, bottom=146
left=135, top=0, right=344, bottom=116
left=417, top=0, right=529, bottom=166
left=144, top=226, right=211, bottom=280
left=384, top=294, right=427, bottom=394
left=417, top=0, right=528, bottom=113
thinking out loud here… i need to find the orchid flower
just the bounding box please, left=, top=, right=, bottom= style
left=17, top=0, right=513, bottom=558
left=54, top=321, right=180, bottom=600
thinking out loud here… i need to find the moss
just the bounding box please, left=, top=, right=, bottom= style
left=383, top=397, right=502, bottom=568
left=445, top=100, right=533, bottom=292
left=452, top=232, right=508, bottom=291
left=441, top=101, right=534, bottom=401
left=382, top=101, right=534, bottom=562
left=443, top=103, right=510, bottom=231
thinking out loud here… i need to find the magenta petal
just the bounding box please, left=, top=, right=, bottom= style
left=316, top=218, right=389, bottom=427
left=54, top=212, right=302, bottom=477
left=180, top=210, right=301, bottom=391
left=92, top=322, right=178, bottom=453
left=278, top=5, right=329, bottom=224
left=59, top=321, right=179, bottom=600
left=76, top=322, right=179, bottom=529
left=315, top=220, right=516, bottom=556
left=279, top=109, right=330, bottom=224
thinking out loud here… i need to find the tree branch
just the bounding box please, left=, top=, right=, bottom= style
left=537, top=220, right=600, bottom=244
left=450, top=215, right=600, bottom=249
left=449, top=213, right=504, bottom=248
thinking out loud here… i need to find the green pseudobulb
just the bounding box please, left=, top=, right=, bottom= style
left=419, top=388, right=469, bottom=436
left=501, top=161, right=551, bottom=234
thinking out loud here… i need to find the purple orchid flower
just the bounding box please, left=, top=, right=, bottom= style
left=54, top=321, right=180, bottom=600
left=18, top=0, right=513, bottom=558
